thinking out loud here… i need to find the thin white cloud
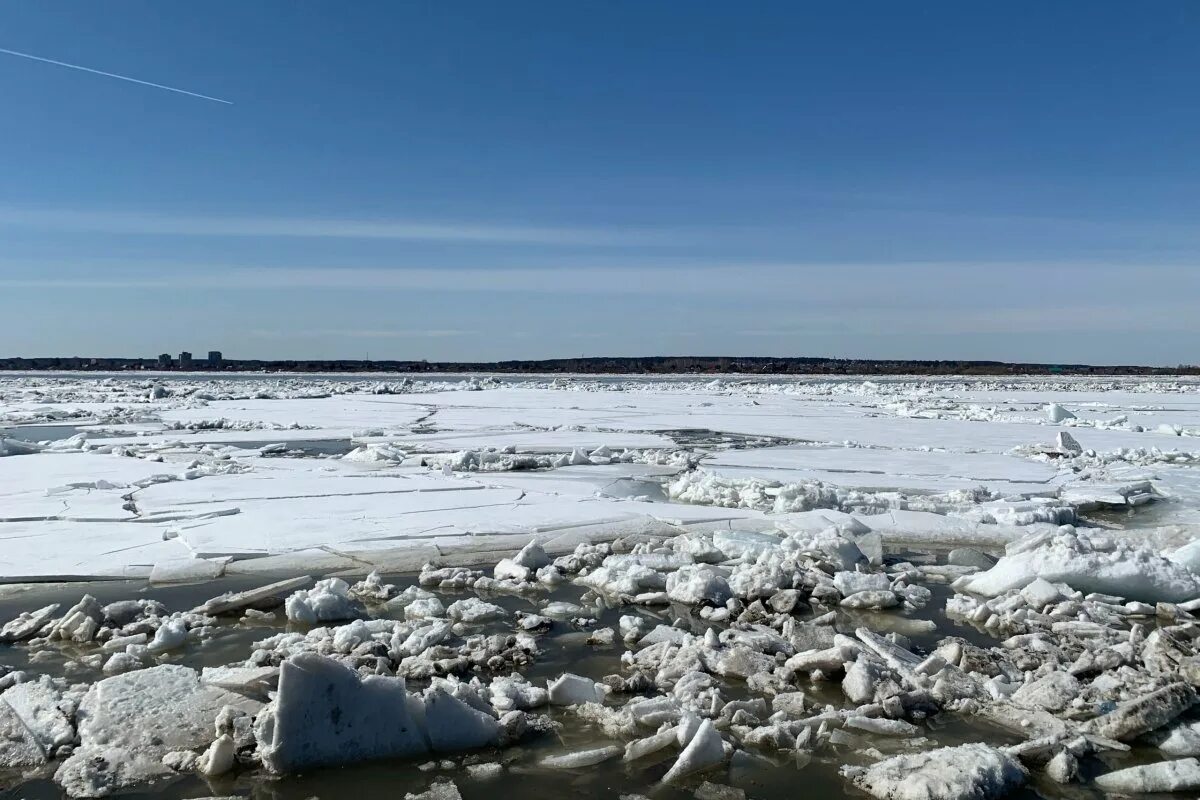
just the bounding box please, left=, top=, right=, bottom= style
left=0, top=265, right=735, bottom=293
left=1, top=262, right=1196, bottom=307
left=248, top=328, right=476, bottom=339
left=734, top=304, right=1199, bottom=336
left=0, top=208, right=669, bottom=246
left=0, top=46, right=231, bottom=104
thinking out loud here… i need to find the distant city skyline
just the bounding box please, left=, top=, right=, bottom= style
left=2, top=2, right=1199, bottom=365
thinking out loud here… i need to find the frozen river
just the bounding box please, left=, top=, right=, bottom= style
left=2, top=374, right=1200, bottom=798
left=2, top=373, right=1199, bottom=582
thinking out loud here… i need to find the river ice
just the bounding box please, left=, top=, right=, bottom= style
left=2, top=371, right=1200, bottom=798
left=2, top=374, right=1200, bottom=581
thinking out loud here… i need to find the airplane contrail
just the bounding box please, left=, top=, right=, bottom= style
left=0, top=46, right=232, bottom=104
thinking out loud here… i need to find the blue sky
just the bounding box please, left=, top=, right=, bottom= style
left=2, top=1, right=1198, bottom=364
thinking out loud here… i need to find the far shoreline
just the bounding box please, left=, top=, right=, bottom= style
left=2, top=359, right=1199, bottom=378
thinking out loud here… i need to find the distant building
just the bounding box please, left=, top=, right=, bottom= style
left=179, top=351, right=193, bottom=370
left=207, top=351, right=223, bottom=368
left=157, top=353, right=173, bottom=369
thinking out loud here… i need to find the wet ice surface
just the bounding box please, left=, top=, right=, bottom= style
left=0, top=550, right=1195, bottom=800
left=4, top=374, right=1200, bottom=798
left=0, top=567, right=1046, bottom=800
left=0, top=540, right=1193, bottom=800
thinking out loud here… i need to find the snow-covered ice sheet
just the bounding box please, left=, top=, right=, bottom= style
left=0, top=521, right=189, bottom=581
left=2, top=374, right=1200, bottom=580
left=132, top=471, right=493, bottom=510
left=168, top=491, right=760, bottom=561
left=0, top=451, right=197, bottom=494
left=159, top=396, right=431, bottom=432
left=0, top=450, right=214, bottom=524
left=704, top=445, right=1062, bottom=494
left=78, top=428, right=360, bottom=448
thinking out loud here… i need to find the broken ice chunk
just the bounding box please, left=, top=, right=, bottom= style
left=102, top=652, right=143, bottom=676
left=0, top=603, right=60, bottom=643
left=624, top=726, right=680, bottom=761
left=405, top=597, right=447, bottom=620
left=695, top=782, right=746, bottom=800
left=662, top=718, right=724, bottom=783
left=1010, top=672, right=1080, bottom=713
left=49, top=595, right=104, bottom=643
left=446, top=598, right=506, bottom=623
left=195, top=576, right=311, bottom=616
left=513, top=540, right=550, bottom=570
left=712, top=529, right=784, bottom=560
left=840, top=590, right=899, bottom=610
left=1055, top=431, right=1082, bottom=455
left=666, top=566, right=732, bottom=605
left=1, top=675, right=75, bottom=756
left=494, top=558, right=531, bottom=582
left=54, top=745, right=172, bottom=798
left=196, top=733, right=236, bottom=777
left=76, top=664, right=260, bottom=757
left=834, top=571, right=891, bottom=596
left=1044, top=749, right=1077, bottom=783
left=842, top=656, right=883, bottom=704
left=465, top=762, right=503, bottom=781
left=844, top=716, right=920, bottom=737
left=964, top=529, right=1200, bottom=604
left=200, top=665, right=280, bottom=699
left=147, top=617, right=189, bottom=654
left=1083, top=682, right=1197, bottom=742
left=1145, top=720, right=1200, bottom=757
left=539, top=745, right=622, bottom=768
left=1094, top=758, right=1200, bottom=793
left=1019, top=578, right=1061, bottom=610
left=488, top=675, right=547, bottom=712
left=1046, top=404, right=1076, bottom=423
left=548, top=673, right=607, bottom=706
left=0, top=696, right=45, bottom=768
left=844, top=743, right=1026, bottom=800
left=422, top=687, right=501, bottom=752
left=406, top=781, right=463, bottom=800
left=256, top=653, right=427, bottom=773
left=284, top=578, right=365, bottom=624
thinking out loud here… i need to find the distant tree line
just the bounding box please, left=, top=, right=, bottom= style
left=0, top=355, right=1196, bottom=376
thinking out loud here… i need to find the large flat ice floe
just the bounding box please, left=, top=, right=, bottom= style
left=2, top=373, right=1200, bottom=580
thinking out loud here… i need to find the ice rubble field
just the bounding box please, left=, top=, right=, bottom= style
left=3, top=374, right=1200, bottom=797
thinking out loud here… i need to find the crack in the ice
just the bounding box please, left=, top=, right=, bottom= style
left=153, top=485, right=489, bottom=508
